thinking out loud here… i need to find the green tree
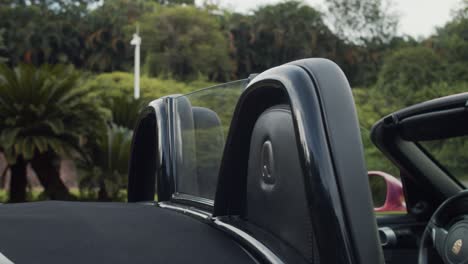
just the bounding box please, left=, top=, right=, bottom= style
left=82, top=71, right=212, bottom=101
left=377, top=46, right=446, bottom=106
left=225, top=13, right=254, bottom=79
left=107, top=96, right=146, bottom=130
left=353, top=88, right=400, bottom=177
left=0, top=64, right=107, bottom=202
left=339, top=35, right=418, bottom=87
left=0, top=4, right=86, bottom=66
left=83, top=0, right=152, bottom=72
left=82, top=71, right=214, bottom=128
left=138, top=5, right=232, bottom=81
left=224, top=1, right=352, bottom=79
left=323, top=0, right=401, bottom=87
left=249, top=1, right=338, bottom=72
left=78, top=125, right=133, bottom=201
left=0, top=0, right=149, bottom=70
left=432, top=8, right=468, bottom=82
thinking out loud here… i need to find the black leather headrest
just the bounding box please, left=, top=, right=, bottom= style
left=174, top=96, right=198, bottom=195
left=246, top=105, right=316, bottom=262
left=174, top=98, right=224, bottom=199
left=192, top=107, right=224, bottom=199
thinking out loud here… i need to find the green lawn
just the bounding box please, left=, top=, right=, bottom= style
left=375, top=211, right=407, bottom=216
left=0, top=189, right=46, bottom=203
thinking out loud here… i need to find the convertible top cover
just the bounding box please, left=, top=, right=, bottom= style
left=0, top=201, right=255, bottom=264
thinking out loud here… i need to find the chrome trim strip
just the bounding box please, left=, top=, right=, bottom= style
left=138, top=201, right=157, bottom=206
left=158, top=202, right=211, bottom=220
left=171, top=193, right=214, bottom=207
left=213, top=219, right=284, bottom=264
left=148, top=99, right=165, bottom=175
left=159, top=202, right=284, bottom=263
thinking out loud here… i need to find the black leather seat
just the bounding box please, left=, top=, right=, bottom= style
left=245, top=105, right=317, bottom=263
left=193, top=106, right=224, bottom=199
left=174, top=96, right=198, bottom=195
left=174, top=97, right=224, bottom=199
left=213, top=59, right=383, bottom=264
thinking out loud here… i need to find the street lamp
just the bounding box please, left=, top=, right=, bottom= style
left=130, top=30, right=141, bottom=100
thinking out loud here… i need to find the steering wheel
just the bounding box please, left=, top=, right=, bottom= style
left=419, top=190, right=468, bottom=264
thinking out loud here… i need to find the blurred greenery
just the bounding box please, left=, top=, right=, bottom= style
left=77, top=125, right=133, bottom=201
left=0, top=0, right=466, bottom=204
left=83, top=71, right=214, bottom=100
left=0, top=0, right=466, bottom=87
left=177, top=81, right=245, bottom=199
left=353, top=88, right=400, bottom=176
left=186, top=80, right=246, bottom=135
left=0, top=64, right=106, bottom=164
left=377, top=47, right=446, bottom=105
left=0, top=29, right=6, bottom=63
left=247, top=1, right=337, bottom=72
left=138, top=5, right=232, bottom=81
left=0, top=64, right=107, bottom=202
left=354, top=81, right=468, bottom=177
left=420, top=137, right=468, bottom=181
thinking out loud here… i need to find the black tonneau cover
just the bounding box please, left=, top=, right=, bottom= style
left=0, top=201, right=255, bottom=264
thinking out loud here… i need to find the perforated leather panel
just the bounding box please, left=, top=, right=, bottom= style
left=245, top=105, right=316, bottom=263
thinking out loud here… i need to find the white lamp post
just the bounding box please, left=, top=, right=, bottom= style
left=130, top=30, right=141, bottom=99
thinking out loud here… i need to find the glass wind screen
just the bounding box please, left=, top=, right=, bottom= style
left=173, top=80, right=247, bottom=200
left=419, top=136, right=468, bottom=186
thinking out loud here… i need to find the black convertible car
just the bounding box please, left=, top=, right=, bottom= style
left=0, top=59, right=467, bottom=264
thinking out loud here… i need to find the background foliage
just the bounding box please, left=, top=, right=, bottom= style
left=139, top=5, right=232, bottom=81
left=0, top=0, right=467, bottom=203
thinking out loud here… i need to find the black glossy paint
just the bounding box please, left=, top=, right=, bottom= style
left=129, top=59, right=384, bottom=263
left=150, top=98, right=175, bottom=201
left=293, top=59, right=384, bottom=264
left=128, top=97, right=175, bottom=202
left=214, top=59, right=382, bottom=263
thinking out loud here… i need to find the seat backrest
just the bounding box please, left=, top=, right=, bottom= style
left=174, top=97, right=224, bottom=199
left=245, top=105, right=316, bottom=263
left=192, top=106, right=224, bottom=199
left=174, top=96, right=198, bottom=195
left=214, top=59, right=383, bottom=264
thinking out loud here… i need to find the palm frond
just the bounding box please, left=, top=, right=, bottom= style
left=0, top=64, right=107, bottom=163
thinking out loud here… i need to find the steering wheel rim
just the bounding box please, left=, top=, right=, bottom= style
left=419, top=190, right=468, bottom=264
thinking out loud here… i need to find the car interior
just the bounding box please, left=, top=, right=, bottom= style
left=372, top=92, right=468, bottom=264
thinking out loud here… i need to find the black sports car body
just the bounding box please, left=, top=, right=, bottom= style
left=0, top=59, right=467, bottom=264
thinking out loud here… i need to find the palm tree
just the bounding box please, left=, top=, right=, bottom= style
left=108, top=95, right=146, bottom=130
left=0, top=63, right=107, bottom=202
left=78, top=125, right=133, bottom=201
left=75, top=95, right=143, bottom=201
